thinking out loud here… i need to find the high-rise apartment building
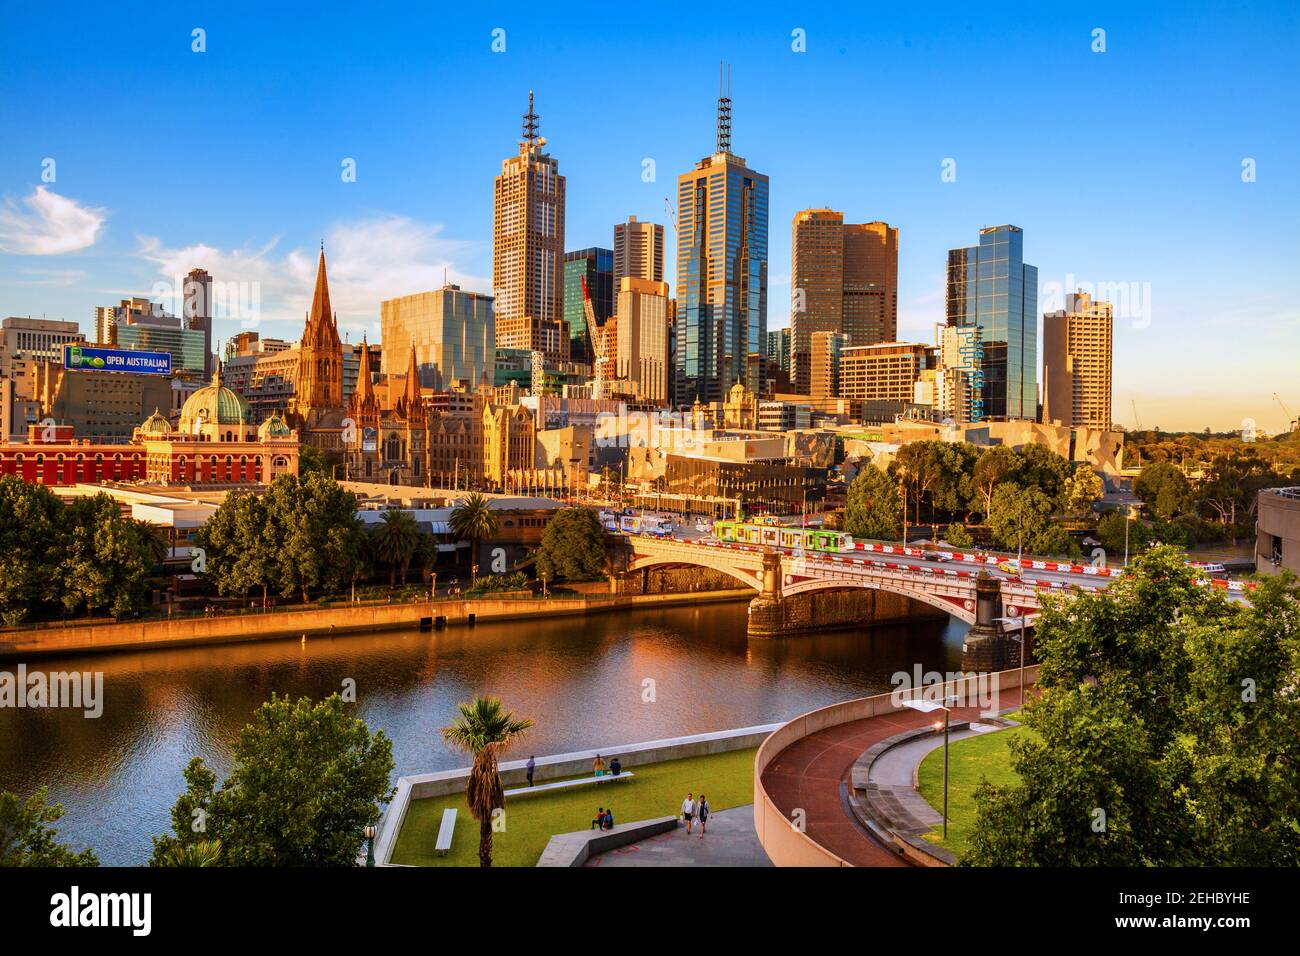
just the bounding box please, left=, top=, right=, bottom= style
left=94, top=297, right=174, bottom=346
left=493, top=92, right=568, bottom=361
left=790, top=210, right=898, bottom=392
left=562, top=248, right=613, bottom=365
left=381, top=285, right=496, bottom=392
left=839, top=341, right=934, bottom=403
left=184, top=268, right=214, bottom=375
left=615, top=277, right=671, bottom=403
left=675, top=73, right=769, bottom=404
left=765, top=327, right=791, bottom=374
left=614, top=215, right=664, bottom=285
left=1042, top=290, right=1113, bottom=428
left=946, top=225, right=1038, bottom=420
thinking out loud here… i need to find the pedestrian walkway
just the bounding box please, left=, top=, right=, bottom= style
left=583, top=806, right=772, bottom=866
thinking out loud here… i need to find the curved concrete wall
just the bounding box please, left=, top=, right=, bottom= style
left=753, top=664, right=1039, bottom=867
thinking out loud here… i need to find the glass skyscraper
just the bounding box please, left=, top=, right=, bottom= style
left=945, top=225, right=1038, bottom=420
left=675, top=82, right=769, bottom=404
left=562, top=247, right=613, bottom=365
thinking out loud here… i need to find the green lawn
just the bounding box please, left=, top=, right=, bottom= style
left=915, top=715, right=1031, bottom=861
left=390, top=747, right=758, bottom=867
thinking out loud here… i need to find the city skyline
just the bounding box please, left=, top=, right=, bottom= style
left=0, top=5, right=1296, bottom=431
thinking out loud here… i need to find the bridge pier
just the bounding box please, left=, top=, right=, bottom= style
left=746, top=550, right=786, bottom=638
left=960, top=571, right=1013, bottom=671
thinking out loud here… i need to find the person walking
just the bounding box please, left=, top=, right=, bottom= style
left=697, top=795, right=710, bottom=837
left=526, top=755, right=536, bottom=788
left=681, top=792, right=696, bottom=834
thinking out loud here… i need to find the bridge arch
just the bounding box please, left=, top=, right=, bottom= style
left=624, top=555, right=761, bottom=592
left=780, top=577, right=976, bottom=625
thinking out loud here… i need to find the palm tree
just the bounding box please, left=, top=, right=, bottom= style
left=372, top=510, right=420, bottom=588
left=155, top=839, right=223, bottom=867
left=441, top=697, right=533, bottom=867
left=448, top=493, right=499, bottom=584
left=133, top=519, right=170, bottom=569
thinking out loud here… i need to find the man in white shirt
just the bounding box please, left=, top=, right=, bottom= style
left=681, top=793, right=696, bottom=834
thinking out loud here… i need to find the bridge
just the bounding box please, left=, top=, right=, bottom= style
left=622, top=535, right=1122, bottom=670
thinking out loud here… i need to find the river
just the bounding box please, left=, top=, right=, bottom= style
left=0, top=600, right=968, bottom=865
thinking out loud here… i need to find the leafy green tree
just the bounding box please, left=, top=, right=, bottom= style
left=930, top=442, right=980, bottom=521
left=893, top=441, right=944, bottom=526
left=971, top=446, right=1019, bottom=520
left=1134, top=461, right=1193, bottom=519
left=441, top=697, right=533, bottom=867
left=1062, top=465, right=1104, bottom=518
left=150, top=694, right=394, bottom=867
left=372, top=509, right=420, bottom=588
left=943, top=522, right=974, bottom=548
left=987, top=482, right=1053, bottom=554
left=56, top=493, right=154, bottom=618
left=0, top=788, right=99, bottom=866
left=448, top=492, right=500, bottom=581
left=195, top=490, right=276, bottom=603
left=0, top=476, right=62, bottom=624
left=535, top=507, right=609, bottom=582
left=263, top=473, right=364, bottom=603
left=297, top=443, right=331, bottom=479
left=844, top=464, right=902, bottom=540
left=153, top=839, right=223, bottom=867
left=1096, top=508, right=1150, bottom=556
left=1014, top=443, right=1073, bottom=507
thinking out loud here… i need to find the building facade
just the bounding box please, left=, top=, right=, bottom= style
left=809, top=330, right=847, bottom=400
left=493, top=92, right=568, bottom=361
left=0, top=317, right=85, bottom=401
left=946, top=224, right=1039, bottom=420
left=839, top=341, right=935, bottom=404
left=562, top=248, right=613, bottom=365
left=1042, top=290, right=1113, bottom=428
left=675, top=82, right=769, bottom=404
left=614, top=277, right=671, bottom=403
left=614, top=215, right=664, bottom=285
left=380, top=285, right=496, bottom=392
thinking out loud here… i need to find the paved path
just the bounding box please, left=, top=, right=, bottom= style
left=583, top=806, right=772, bottom=867
left=760, top=686, right=1026, bottom=866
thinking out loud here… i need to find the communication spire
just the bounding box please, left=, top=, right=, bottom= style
left=523, top=90, right=540, bottom=147
left=715, top=62, right=732, bottom=154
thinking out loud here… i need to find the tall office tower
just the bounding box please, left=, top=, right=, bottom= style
left=1042, top=290, right=1113, bottom=428
left=790, top=212, right=899, bottom=392
left=615, top=277, right=671, bottom=403
left=843, top=221, right=898, bottom=346
left=809, top=330, right=848, bottom=399
left=493, top=92, right=568, bottom=361
left=790, top=209, right=844, bottom=392
left=184, top=268, right=214, bottom=374
left=946, top=224, right=1038, bottom=420
left=614, top=215, right=664, bottom=284
left=675, top=68, right=769, bottom=404
left=380, top=284, right=496, bottom=392
left=94, top=296, right=173, bottom=346
left=562, top=248, right=613, bottom=364
left=765, top=328, right=791, bottom=371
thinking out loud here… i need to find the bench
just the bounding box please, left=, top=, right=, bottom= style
left=504, top=772, right=634, bottom=798
left=435, top=807, right=457, bottom=856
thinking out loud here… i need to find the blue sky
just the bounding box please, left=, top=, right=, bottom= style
left=1, top=2, right=1297, bottom=431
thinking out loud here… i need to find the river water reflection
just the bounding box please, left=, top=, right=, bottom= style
left=0, top=600, right=968, bottom=864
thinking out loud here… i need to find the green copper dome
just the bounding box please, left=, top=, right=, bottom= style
left=139, top=407, right=171, bottom=436
left=258, top=412, right=292, bottom=439
left=179, top=367, right=251, bottom=430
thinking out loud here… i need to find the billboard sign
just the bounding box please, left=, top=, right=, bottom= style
left=362, top=426, right=378, bottom=453
left=64, top=345, right=172, bottom=376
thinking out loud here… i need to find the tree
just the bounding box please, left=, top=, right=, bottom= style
left=150, top=694, right=394, bottom=866
left=1062, top=465, right=1104, bottom=518
left=893, top=442, right=943, bottom=526
left=987, top=482, right=1052, bottom=554
left=195, top=490, right=275, bottom=603
left=56, top=493, right=154, bottom=618
left=297, top=444, right=331, bottom=479
left=441, top=697, right=534, bottom=867
left=844, top=464, right=902, bottom=540
left=943, top=522, right=974, bottom=548
left=0, top=476, right=62, bottom=624
left=1015, top=443, right=1074, bottom=508
left=372, top=509, right=420, bottom=588
left=964, top=549, right=1300, bottom=866
left=153, top=839, right=223, bottom=867
left=263, top=473, right=364, bottom=603
left=930, top=442, right=980, bottom=522
left=1096, top=508, right=1151, bottom=556
left=535, top=507, right=609, bottom=582
left=448, top=492, right=499, bottom=582
left=0, top=788, right=99, bottom=866
left=1134, top=461, right=1193, bottom=519
left=971, top=446, right=1019, bottom=521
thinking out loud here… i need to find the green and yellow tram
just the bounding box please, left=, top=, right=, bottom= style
left=712, top=520, right=854, bottom=553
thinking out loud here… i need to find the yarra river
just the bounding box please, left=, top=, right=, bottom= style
left=0, top=600, right=968, bottom=864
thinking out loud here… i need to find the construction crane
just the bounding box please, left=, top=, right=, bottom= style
left=1131, top=399, right=1142, bottom=432
left=582, top=274, right=609, bottom=399
left=1274, top=393, right=1298, bottom=433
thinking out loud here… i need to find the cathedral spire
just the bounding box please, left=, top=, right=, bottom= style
left=355, top=337, right=374, bottom=404
left=404, top=343, right=421, bottom=405
left=306, top=245, right=336, bottom=344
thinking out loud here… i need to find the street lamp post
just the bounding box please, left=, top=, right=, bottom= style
left=1123, top=504, right=1132, bottom=567
left=363, top=824, right=376, bottom=867
left=903, top=695, right=960, bottom=840
left=996, top=614, right=1029, bottom=709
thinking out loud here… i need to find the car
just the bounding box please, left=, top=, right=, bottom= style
left=924, top=551, right=952, bottom=562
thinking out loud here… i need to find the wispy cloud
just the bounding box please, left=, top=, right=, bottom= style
left=0, top=186, right=106, bottom=255
left=134, top=215, right=488, bottom=343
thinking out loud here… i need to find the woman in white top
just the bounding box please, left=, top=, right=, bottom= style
left=681, top=793, right=695, bottom=834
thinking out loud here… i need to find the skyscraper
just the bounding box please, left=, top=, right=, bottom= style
left=615, top=277, right=671, bottom=403
left=946, top=225, right=1038, bottom=420
left=790, top=210, right=898, bottom=392
left=184, top=268, right=214, bottom=375
left=1042, top=290, right=1113, bottom=428
left=675, top=69, right=769, bottom=404
left=614, top=215, right=664, bottom=285
left=765, top=327, right=790, bottom=373
left=493, top=92, right=568, bottom=361
left=562, top=248, right=613, bottom=364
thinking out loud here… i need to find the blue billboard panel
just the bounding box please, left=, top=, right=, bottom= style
left=64, top=345, right=172, bottom=375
